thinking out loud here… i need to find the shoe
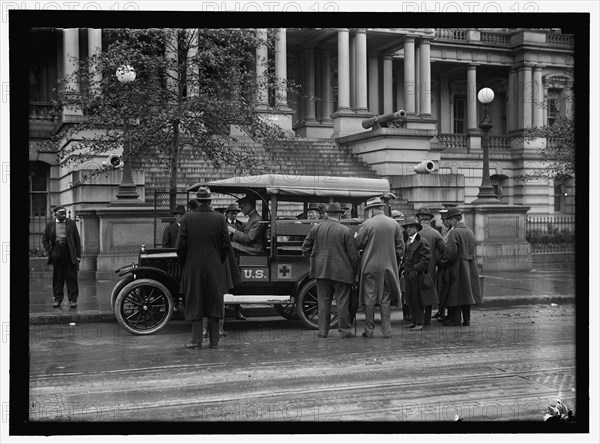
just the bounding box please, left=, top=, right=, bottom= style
left=462, top=322, right=470, bottom=327
left=339, top=332, right=356, bottom=339
left=317, top=334, right=328, bottom=339
left=361, top=331, right=373, bottom=338
left=405, top=324, right=416, bottom=329
left=185, top=342, right=202, bottom=350
left=52, top=301, right=60, bottom=308
left=436, top=317, right=447, bottom=323
left=202, top=330, right=208, bottom=338
left=444, top=320, right=462, bottom=327
left=433, top=312, right=442, bottom=318
left=236, top=312, right=246, bottom=321
left=209, top=343, right=218, bottom=349
left=383, top=335, right=392, bottom=339
left=219, top=330, right=227, bottom=338
left=411, top=325, right=423, bottom=331
left=69, top=302, right=77, bottom=308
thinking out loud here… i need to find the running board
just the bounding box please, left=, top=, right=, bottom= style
left=223, top=294, right=291, bottom=304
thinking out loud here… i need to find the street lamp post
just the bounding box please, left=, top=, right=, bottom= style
left=111, top=65, right=142, bottom=205
left=472, top=87, right=502, bottom=204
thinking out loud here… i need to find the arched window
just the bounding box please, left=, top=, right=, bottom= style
left=29, top=161, right=50, bottom=217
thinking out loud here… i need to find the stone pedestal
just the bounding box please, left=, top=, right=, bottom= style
left=331, top=110, right=372, bottom=139
left=78, top=206, right=155, bottom=279
left=462, top=204, right=533, bottom=272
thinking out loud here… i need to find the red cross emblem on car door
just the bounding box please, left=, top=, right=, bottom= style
left=277, top=264, right=292, bottom=279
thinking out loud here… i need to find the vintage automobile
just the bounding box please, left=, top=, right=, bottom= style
left=111, top=174, right=392, bottom=335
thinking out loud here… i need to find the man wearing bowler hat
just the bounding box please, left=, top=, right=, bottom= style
left=228, top=195, right=266, bottom=255
left=437, top=207, right=482, bottom=327
left=355, top=196, right=404, bottom=338
left=416, top=207, right=446, bottom=321
left=162, top=205, right=186, bottom=248
left=176, top=187, right=231, bottom=349
left=400, top=216, right=437, bottom=331
left=42, top=206, right=81, bottom=308
left=302, top=202, right=360, bottom=339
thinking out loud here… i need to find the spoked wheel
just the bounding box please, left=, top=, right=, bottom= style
left=115, top=278, right=174, bottom=335
left=273, top=299, right=298, bottom=320
left=296, top=279, right=338, bottom=330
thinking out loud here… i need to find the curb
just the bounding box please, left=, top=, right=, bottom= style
left=28, top=295, right=576, bottom=326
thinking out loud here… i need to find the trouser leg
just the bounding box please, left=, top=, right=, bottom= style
left=461, top=305, right=471, bottom=324
left=380, top=285, right=392, bottom=336
left=406, top=278, right=424, bottom=325
left=335, top=281, right=352, bottom=335
left=316, top=279, right=333, bottom=337
left=363, top=305, right=375, bottom=336
left=424, top=305, right=432, bottom=325
left=65, top=260, right=79, bottom=303
left=52, top=247, right=67, bottom=303
left=445, top=306, right=461, bottom=323
left=207, top=316, right=220, bottom=346
left=191, top=320, right=204, bottom=343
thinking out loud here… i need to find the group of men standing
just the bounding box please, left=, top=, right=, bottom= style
left=302, top=198, right=483, bottom=339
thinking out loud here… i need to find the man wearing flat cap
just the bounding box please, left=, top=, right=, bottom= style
left=437, top=207, right=482, bottom=327
left=176, top=187, right=231, bottom=349
left=42, top=206, right=81, bottom=308
left=400, top=216, right=437, bottom=331
left=162, top=205, right=186, bottom=248
left=416, top=207, right=446, bottom=321
left=355, top=196, right=404, bottom=338
left=302, top=202, right=360, bottom=339
left=228, top=196, right=266, bottom=255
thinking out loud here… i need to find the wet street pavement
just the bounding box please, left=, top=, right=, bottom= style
left=28, top=303, right=577, bottom=426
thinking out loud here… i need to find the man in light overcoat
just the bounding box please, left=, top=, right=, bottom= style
left=176, top=187, right=231, bottom=349
left=355, top=197, right=404, bottom=338
left=302, top=202, right=360, bottom=339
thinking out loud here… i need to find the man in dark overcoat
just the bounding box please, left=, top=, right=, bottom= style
left=416, top=208, right=446, bottom=321
left=438, top=207, right=483, bottom=326
left=162, top=205, right=185, bottom=248
left=42, top=206, right=82, bottom=308
left=356, top=197, right=404, bottom=338
left=176, top=187, right=231, bottom=349
left=223, top=203, right=245, bottom=320
left=400, top=217, right=438, bottom=331
left=302, top=202, right=360, bottom=339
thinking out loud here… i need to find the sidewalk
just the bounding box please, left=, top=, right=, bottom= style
left=28, top=263, right=577, bottom=325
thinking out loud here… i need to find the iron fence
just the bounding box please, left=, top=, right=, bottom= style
left=526, top=216, right=575, bottom=254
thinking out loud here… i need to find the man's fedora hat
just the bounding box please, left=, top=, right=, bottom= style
left=326, top=202, right=346, bottom=213
left=237, top=195, right=256, bottom=206
left=391, top=210, right=404, bottom=220
left=225, top=203, right=241, bottom=213
left=443, top=207, right=463, bottom=220
left=317, top=203, right=327, bottom=214
left=173, top=205, right=186, bottom=215
left=416, top=207, right=435, bottom=219
left=195, top=186, right=212, bottom=200
left=364, top=196, right=386, bottom=210
left=401, top=216, right=423, bottom=231
left=307, top=203, right=320, bottom=211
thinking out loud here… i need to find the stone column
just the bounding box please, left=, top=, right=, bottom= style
left=467, top=65, right=478, bottom=133
left=304, top=48, right=317, bottom=122
left=403, top=37, right=416, bottom=115
left=349, top=32, right=356, bottom=110
left=255, top=28, right=269, bottom=108
left=508, top=67, right=518, bottom=132
left=275, top=28, right=289, bottom=109
left=419, top=37, right=432, bottom=116
left=62, top=28, right=80, bottom=94
left=368, top=56, right=380, bottom=114
left=383, top=55, right=393, bottom=114
left=320, top=50, right=333, bottom=123
left=395, top=65, right=404, bottom=111
left=354, top=28, right=368, bottom=112
left=87, top=28, right=102, bottom=91
left=440, top=76, right=451, bottom=133
left=532, top=66, right=544, bottom=127
left=518, top=64, right=533, bottom=129
left=415, top=43, right=421, bottom=116
left=336, top=28, right=351, bottom=111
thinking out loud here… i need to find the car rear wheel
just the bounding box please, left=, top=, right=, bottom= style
left=115, top=278, right=174, bottom=335
left=296, top=279, right=338, bottom=330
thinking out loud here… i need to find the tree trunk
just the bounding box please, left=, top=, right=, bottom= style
left=169, top=120, right=180, bottom=212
